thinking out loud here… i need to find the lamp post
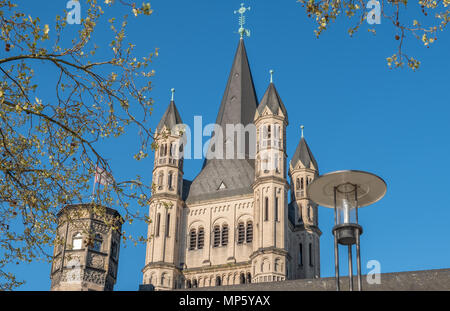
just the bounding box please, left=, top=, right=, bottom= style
left=307, top=170, right=387, bottom=291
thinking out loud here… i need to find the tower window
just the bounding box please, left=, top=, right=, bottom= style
left=158, top=173, right=164, bottom=190
left=309, top=243, right=313, bottom=267
left=298, top=243, right=303, bottom=266
left=275, top=197, right=279, bottom=222
left=240, top=273, right=246, bottom=284
left=168, top=172, right=173, bottom=190
left=264, top=197, right=269, bottom=221
left=166, top=213, right=171, bottom=237
left=193, top=279, right=198, bottom=288
left=237, top=222, right=245, bottom=244
left=189, top=229, right=197, bottom=250
left=213, top=225, right=221, bottom=247
left=301, top=178, right=304, bottom=190
left=246, top=221, right=253, bottom=243
left=221, top=224, right=229, bottom=246
left=186, top=279, right=192, bottom=288
left=92, top=234, right=103, bottom=252
left=197, top=227, right=204, bottom=249
left=72, top=232, right=83, bottom=250
left=155, top=213, right=161, bottom=237
left=296, top=178, right=300, bottom=190
left=246, top=273, right=252, bottom=284
left=111, top=241, right=118, bottom=260
left=216, top=276, right=222, bottom=286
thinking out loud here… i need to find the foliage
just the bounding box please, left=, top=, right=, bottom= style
left=297, top=0, right=450, bottom=70
left=0, top=0, right=155, bottom=289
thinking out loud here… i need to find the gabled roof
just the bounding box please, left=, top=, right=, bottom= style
left=290, top=137, right=318, bottom=171
left=256, top=83, right=288, bottom=122
left=186, top=39, right=258, bottom=204
left=156, top=101, right=183, bottom=133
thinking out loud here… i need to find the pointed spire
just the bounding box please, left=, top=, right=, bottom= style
left=256, top=79, right=288, bottom=122
left=291, top=134, right=318, bottom=171
left=156, top=93, right=183, bottom=133
left=214, top=39, right=258, bottom=135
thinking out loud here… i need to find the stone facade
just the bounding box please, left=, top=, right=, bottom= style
left=50, top=204, right=122, bottom=291
left=142, top=38, right=322, bottom=291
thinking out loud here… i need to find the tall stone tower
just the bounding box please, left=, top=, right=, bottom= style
left=142, top=92, right=185, bottom=290
left=251, top=74, right=290, bottom=283
left=288, top=132, right=321, bottom=279
left=50, top=204, right=122, bottom=291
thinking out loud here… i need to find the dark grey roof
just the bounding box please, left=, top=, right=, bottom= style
left=181, top=179, right=192, bottom=201
left=257, top=83, right=288, bottom=122
left=156, top=101, right=183, bottom=132
left=290, top=137, right=318, bottom=171
left=185, top=159, right=254, bottom=204
left=186, top=39, right=258, bottom=204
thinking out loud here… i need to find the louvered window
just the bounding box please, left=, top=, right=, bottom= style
left=189, top=229, right=196, bottom=250
left=197, top=227, right=204, bottom=249
left=237, top=222, right=245, bottom=244
left=213, top=226, right=221, bottom=247
left=221, top=224, right=229, bottom=246
left=246, top=221, right=253, bottom=243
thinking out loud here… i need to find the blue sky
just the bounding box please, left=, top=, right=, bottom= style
left=7, top=0, right=450, bottom=290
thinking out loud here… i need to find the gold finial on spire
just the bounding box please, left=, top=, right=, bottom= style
left=234, top=3, right=251, bottom=38
left=301, top=125, right=304, bottom=138
left=171, top=88, right=175, bottom=101
left=270, top=69, right=274, bottom=83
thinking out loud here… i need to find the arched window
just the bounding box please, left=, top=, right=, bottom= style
left=309, top=243, right=313, bottom=266
left=267, top=125, right=272, bottom=139
left=161, top=273, right=167, bottom=286
left=240, top=273, right=246, bottom=284
left=197, top=227, right=204, bottom=249
left=72, top=232, right=83, bottom=250
left=193, top=279, right=198, bottom=288
left=213, top=225, right=220, bottom=247
left=237, top=222, right=245, bottom=244
left=189, top=229, right=197, bottom=250
left=186, top=279, right=192, bottom=288
left=298, top=243, right=303, bottom=266
left=296, top=178, right=300, bottom=190
left=275, top=258, right=280, bottom=271
left=158, top=173, right=164, bottom=189
left=221, top=224, right=229, bottom=246
left=92, top=234, right=103, bottom=252
left=168, top=172, right=173, bottom=190
left=166, top=213, right=171, bottom=237
left=246, top=221, right=253, bottom=243
left=246, top=273, right=252, bottom=284
left=301, top=178, right=304, bottom=190
left=275, top=197, right=279, bottom=222
left=215, top=276, right=221, bottom=286
left=111, top=241, right=118, bottom=259
left=155, top=213, right=161, bottom=237
left=264, top=197, right=269, bottom=221
left=298, top=204, right=303, bottom=223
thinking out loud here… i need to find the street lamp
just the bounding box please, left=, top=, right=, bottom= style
left=307, top=170, right=387, bottom=291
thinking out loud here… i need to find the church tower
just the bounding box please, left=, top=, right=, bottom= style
left=288, top=129, right=321, bottom=279
left=50, top=204, right=122, bottom=291
left=251, top=71, right=290, bottom=283
left=142, top=90, right=185, bottom=290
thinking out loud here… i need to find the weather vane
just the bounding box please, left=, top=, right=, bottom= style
left=234, top=3, right=251, bottom=38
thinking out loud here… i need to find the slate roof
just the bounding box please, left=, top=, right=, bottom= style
left=156, top=101, right=183, bottom=132
left=290, top=137, right=318, bottom=171
left=186, top=39, right=258, bottom=204
left=257, top=82, right=288, bottom=122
